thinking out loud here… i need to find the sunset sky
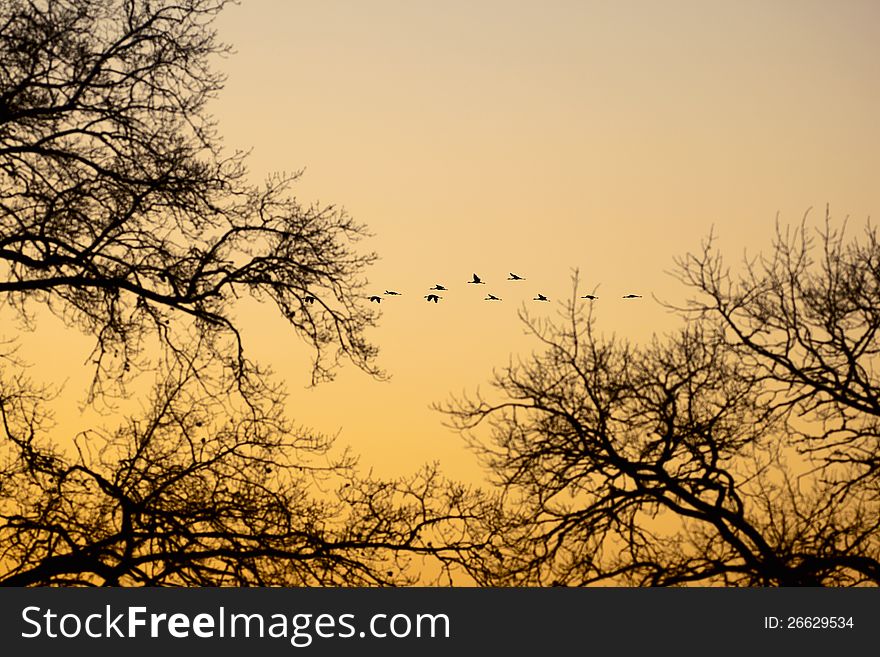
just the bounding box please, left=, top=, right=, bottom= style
left=21, top=0, right=880, bottom=484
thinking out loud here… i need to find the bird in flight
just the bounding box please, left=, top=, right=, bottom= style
left=369, top=295, right=382, bottom=303
left=424, top=294, right=442, bottom=303
left=468, top=273, right=485, bottom=284
left=533, top=294, right=549, bottom=302
left=304, top=295, right=316, bottom=304
left=622, top=294, right=642, bottom=299
left=581, top=294, right=598, bottom=300
left=430, top=284, right=447, bottom=291
left=507, top=273, right=525, bottom=281
left=384, top=290, right=401, bottom=295
left=484, top=293, right=502, bottom=301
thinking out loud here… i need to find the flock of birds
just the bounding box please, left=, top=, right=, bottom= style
left=303, top=273, right=642, bottom=306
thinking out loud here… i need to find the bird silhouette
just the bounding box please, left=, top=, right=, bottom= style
left=430, top=284, right=447, bottom=291
left=533, top=294, right=549, bottom=302
left=369, top=295, right=382, bottom=303
left=468, top=273, right=485, bottom=284
left=507, top=272, right=525, bottom=280
left=384, top=290, right=401, bottom=295
left=304, top=295, right=316, bottom=304
left=622, top=294, right=642, bottom=299
left=484, top=293, right=502, bottom=301
left=424, top=294, right=442, bottom=303
left=581, top=294, right=598, bottom=300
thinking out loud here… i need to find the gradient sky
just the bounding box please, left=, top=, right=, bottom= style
left=18, top=0, right=880, bottom=484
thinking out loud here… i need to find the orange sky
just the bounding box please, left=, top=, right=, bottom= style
left=15, top=0, right=880, bottom=485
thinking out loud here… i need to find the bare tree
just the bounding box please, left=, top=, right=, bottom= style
left=441, top=258, right=880, bottom=586
left=673, top=209, right=880, bottom=489
left=0, top=0, right=491, bottom=586
left=0, top=347, right=486, bottom=585
left=1, top=0, right=378, bottom=397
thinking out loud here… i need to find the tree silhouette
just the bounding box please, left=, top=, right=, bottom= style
left=441, top=219, right=880, bottom=586
left=1, top=0, right=378, bottom=396
left=1, top=346, right=486, bottom=585
left=673, top=211, right=880, bottom=491
left=0, top=0, right=485, bottom=585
